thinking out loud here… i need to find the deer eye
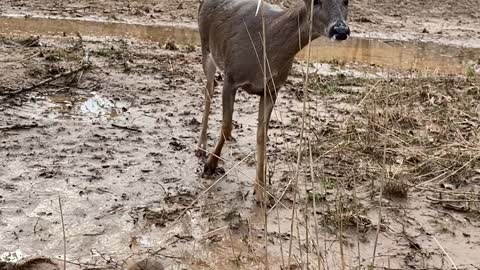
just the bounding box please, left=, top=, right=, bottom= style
left=313, top=0, right=321, bottom=6
left=343, top=0, right=349, bottom=5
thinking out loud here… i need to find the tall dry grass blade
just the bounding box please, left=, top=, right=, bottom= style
left=371, top=143, right=386, bottom=267
left=276, top=207, right=286, bottom=269
left=308, top=141, right=324, bottom=270
left=337, top=182, right=345, bottom=270
left=433, top=236, right=458, bottom=270
left=58, top=194, right=67, bottom=270
left=297, top=224, right=304, bottom=269
left=287, top=0, right=316, bottom=267
left=353, top=167, right=361, bottom=269
left=228, top=228, right=238, bottom=264
left=260, top=1, right=269, bottom=269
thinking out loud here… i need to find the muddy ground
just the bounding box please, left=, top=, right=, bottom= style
left=1, top=0, right=480, bottom=269
left=2, top=0, right=480, bottom=47
left=1, top=29, right=480, bottom=270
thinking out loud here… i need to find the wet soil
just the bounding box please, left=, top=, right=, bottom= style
left=2, top=0, right=480, bottom=47
left=1, top=34, right=480, bottom=269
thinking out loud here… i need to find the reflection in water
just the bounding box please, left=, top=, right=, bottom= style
left=0, top=15, right=478, bottom=74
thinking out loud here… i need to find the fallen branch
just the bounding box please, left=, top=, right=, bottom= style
left=0, top=123, right=40, bottom=131
left=0, top=62, right=91, bottom=97
left=111, top=123, right=142, bottom=133
left=427, top=197, right=480, bottom=203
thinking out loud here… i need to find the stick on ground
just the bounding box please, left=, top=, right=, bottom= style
left=1, top=62, right=91, bottom=97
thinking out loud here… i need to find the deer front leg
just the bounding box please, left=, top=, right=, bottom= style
left=196, top=55, right=216, bottom=157
left=255, top=94, right=276, bottom=203
left=204, top=79, right=237, bottom=175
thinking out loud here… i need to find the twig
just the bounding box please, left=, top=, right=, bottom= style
left=1, top=62, right=91, bottom=97
left=432, top=236, right=458, bottom=270
left=155, top=253, right=187, bottom=260
left=371, top=143, right=386, bottom=267
left=111, top=124, right=142, bottom=133
left=33, top=217, right=41, bottom=234
left=410, top=184, right=480, bottom=197
left=58, top=194, right=67, bottom=270
left=1, top=51, right=42, bottom=66
left=427, top=197, right=480, bottom=203
left=417, top=153, right=480, bottom=187
left=0, top=123, right=40, bottom=131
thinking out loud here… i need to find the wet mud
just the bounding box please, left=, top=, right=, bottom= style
left=1, top=1, right=480, bottom=269
left=0, top=34, right=479, bottom=269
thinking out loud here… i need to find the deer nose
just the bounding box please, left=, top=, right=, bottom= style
left=329, top=22, right=350, bottom=41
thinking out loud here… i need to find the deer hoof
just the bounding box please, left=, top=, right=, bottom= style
left=203, top=164, right=216, bottom=176
left=203, top=158, right=218, bottom=176
left=254, top=186, right=274, bottom=206
left=255, top=193, right=274, bottom=207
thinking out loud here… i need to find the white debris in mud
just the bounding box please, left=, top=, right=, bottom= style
left=0, top=250, right=25, bottom=263
left=80, top=94, right=116, bottom=116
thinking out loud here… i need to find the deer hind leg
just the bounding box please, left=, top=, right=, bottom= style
left=204, top=76, right=237, bottom=175
left=196, top=53, right=217, bottom=157
left=255, top=93, right=276, bottom=204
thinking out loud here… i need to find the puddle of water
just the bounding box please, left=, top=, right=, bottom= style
left=0, top=15, right=200, bottom=45
left=299, top=38, right=480, bottom=75
left=47, top=93, right=125, bottom=119
left=0, top=15, right=478, bottom=74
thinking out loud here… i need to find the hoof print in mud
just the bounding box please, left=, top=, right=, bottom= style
left=169, top=139, right=186, bottom=151
left=194, top=148, right=206, bottom=158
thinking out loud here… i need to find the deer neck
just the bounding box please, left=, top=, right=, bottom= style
left=268, top=4, right=320, bottom=69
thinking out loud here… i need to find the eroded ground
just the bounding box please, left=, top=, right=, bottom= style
left=0, top=33, right=480, bottom=270
left=2, top=0, right=480, bottom=47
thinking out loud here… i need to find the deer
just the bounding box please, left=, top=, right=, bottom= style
left=196, top=0, right=350, bottom=203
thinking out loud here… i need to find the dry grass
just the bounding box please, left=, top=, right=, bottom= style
left=306, top=75, right=480, bottom=194
left=280, top=72, right=480, bottom=268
